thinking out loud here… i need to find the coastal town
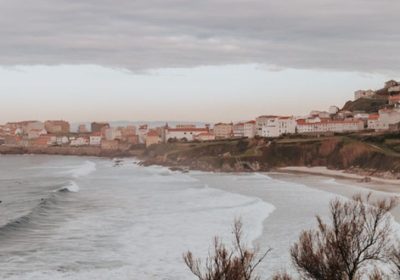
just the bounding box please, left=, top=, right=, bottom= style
left=1, top=80, right=400, bottom=152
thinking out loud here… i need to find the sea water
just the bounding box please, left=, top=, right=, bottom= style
left=0, top=155, right=274, bottom=279
left=1, top=155, right=394, bottom=279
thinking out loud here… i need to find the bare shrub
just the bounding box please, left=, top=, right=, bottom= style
left=183, top=219, right=270, bottom=280
left=291, top=194, right=397, bottom=280
left=389, top=243, right=400, bottom=277
left=271, top=272, right=294, bottom=280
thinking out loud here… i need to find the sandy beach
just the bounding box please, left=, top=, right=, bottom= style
left=269, top=167, right=400, bottom=221
left=278, top=166, right=400, bottom=190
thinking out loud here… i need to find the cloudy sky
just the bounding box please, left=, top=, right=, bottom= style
left=0, top=0, right=399, bottom=123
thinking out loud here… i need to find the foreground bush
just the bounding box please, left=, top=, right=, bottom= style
left=183, top=219, right=270, bottom=280
left=185, top=194, right=399, bottom=280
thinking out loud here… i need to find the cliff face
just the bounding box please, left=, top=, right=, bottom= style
left=140, top=135, right=400, bottom=177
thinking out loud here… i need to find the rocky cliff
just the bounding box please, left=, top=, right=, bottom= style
left=140, top=134, right=400, bottom=178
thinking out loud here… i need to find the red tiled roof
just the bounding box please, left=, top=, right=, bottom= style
left=368, top=114, right=379, bottom=120
left=389, top=95, right=400, bottom=101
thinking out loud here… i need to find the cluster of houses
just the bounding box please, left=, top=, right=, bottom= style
left=2, top=81, right=400, bottom=148
left=0, top=121, right=138, bottom=150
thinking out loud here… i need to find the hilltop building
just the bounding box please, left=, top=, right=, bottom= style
left=354, top=90, right=375, bottom=100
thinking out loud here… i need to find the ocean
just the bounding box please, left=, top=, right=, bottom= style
left=0, top=155, right=396, bottom=279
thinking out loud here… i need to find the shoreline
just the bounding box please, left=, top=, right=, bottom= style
left=3, top=145, right=400, bottom=185
left=277, top=166, right=400, bottom=186
left=0, top=145, right=144, bottom=158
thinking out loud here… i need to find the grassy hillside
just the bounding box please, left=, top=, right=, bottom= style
left=342, top=97, right=388, bottom=113
left=141, top=134, right=400, bottom=177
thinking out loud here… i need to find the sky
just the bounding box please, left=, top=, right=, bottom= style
left=0, top=0, right=399, bottom=123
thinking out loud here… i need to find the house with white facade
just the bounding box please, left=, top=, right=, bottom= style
left=367, top=114, right=381, bottom=130
left=138, top=125, right=149, bottom=144
left=70, top=137, right=89, bottom=146
left=89, top=132, right=102, bottom=146
left=243, top=121, right=256, bottom=138
left=56, top=136, right=69, bottom=145
left=194, top=132, right=215, bottom=141
left=255, top=116, right=277, bottom=136
left=233, top=123, right=245, bottom=138
left=213, top=123, right=233, bottom=139
left=260, top=116, right=297, bottom=138
left=296, top=119, right=364, bottom=134
left=165, top=126, right=209, bottom=142
left=376, top=108, right=400, bottom=130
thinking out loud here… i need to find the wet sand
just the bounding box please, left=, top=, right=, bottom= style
left=269, top=169, right=400, bottom=220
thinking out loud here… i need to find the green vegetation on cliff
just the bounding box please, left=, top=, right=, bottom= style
left=142, top=133, right=400, bottom=177
left=342, top=97, right=388, bottom=113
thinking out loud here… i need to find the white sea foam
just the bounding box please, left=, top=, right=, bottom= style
left=57, top=181, right=80, bottom=193
left=68, top=161, right=97, bottom=178
left=5, top=156, right=399, bottom=279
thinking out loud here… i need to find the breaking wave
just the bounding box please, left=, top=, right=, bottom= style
left=57, top=181, right=80, bottom=193
left=70, top=161, right=96, bottom=178
left=0, top=181, right=78, bottom=236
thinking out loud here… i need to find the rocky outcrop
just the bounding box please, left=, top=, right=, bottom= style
left=139, top=135, right=400, bottom=177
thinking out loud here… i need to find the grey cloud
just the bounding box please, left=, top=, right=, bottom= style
left=0, top=0, right=399, bottom=72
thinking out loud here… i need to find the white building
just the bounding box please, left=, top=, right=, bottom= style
left=194, top=132, right=215, bottom=141
left=243, top=121, right=256, bottom=138
left=56, top=136, right=69, bottom=145
left=367, top=114, right=381, bottom=130
left=165, top=127, right=209, bottom=142
left=70, top=137, right=89, bottom=146
left=377, top=108, right=400, bottom=130
left=233, top=123, right=245, bottom=138
left=89, top=133, right=102, bottom=146
left=138, top=125, right=149, bottom=144
left=260, top=116, right=296, bottom=138
left=296, top=119, right=364, bottom=134
left=255, top=116, right=277, bottom=136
